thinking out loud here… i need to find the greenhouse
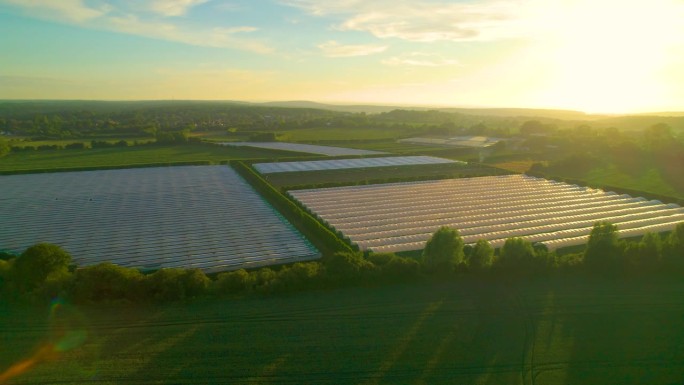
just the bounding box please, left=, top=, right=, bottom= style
left=290, top=175, right=684, bottom=253
left=0, top=166, right=319, bottom=272
left=254, top=156, right=460, bottom=174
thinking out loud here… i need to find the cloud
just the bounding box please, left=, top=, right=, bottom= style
left=106, top=15, right=271, bottom=53
left=0, top=0, right=272, bottom=54
left=0, top=0, right=109, bottom=22
left=283, top=0, right=531, bottom=42
left=318, top=40, right=388, bottom=57
left=382, top=52, right=460, bottom=67
left=148, top=0, right=208, bottom=17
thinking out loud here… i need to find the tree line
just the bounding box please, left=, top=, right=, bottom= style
left=1, top=222, right=682, bottom=305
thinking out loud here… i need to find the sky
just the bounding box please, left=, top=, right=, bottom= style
left=0, top=0, right=683, bottom=113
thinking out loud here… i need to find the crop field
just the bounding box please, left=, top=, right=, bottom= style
left=220, top=142, right=386, bottom=156
left=254, top=156, right=459, bottom=174
left=0, top=144, right=309, bottom=173
left=0, top=166, right=318, bottom=272
left=290, top=175, right=684, bottom=253
left=3, top=276, right=684, bottom=385
left=264, top=162, right=507, bottom=189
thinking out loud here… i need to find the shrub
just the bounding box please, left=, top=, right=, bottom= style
left=323, top=252, right=375, bottom=282
left=144, top=268, right=210, bottom=301
left=13, top=243, right=72, bottom=291
left=65, top=142, right=86, bottom=149
left=584, top=221, right=621, bottom=271
left=496, top=237, right=536, bottom=271
left=466, top=239, right=495, bottom=271
left=368, top=252, right=420, bottom=280
left=272, top=262, right=323, bottom=291
left=214, top=269, right=251, bottom=294
left=422, top=227, right=464, bottom=273
left=71, top=262, right=145, bottom=303
left=664, top=223, right=684, bottom=268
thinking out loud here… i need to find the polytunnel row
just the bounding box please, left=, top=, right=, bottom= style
left=302, top=185, right=622, bottom=220
left=298, top=186, right=637, bottom=225
left=354, top=211, right=684, bottom=250
left=292, top=174, right=557, bottom=202
left=0, top=166, right=320, bottom=273
left=336, top=198, right=660, bottom=236
left=289, top=175, right=684, bottom=254
left=253, top=155, right=456, bottom=174
left=348, top=207, right=684, bottom=243
left=296, top=179, right=590, bottom=213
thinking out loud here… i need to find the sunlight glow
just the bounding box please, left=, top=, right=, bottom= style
left=534, top=0, right=684, bottom=113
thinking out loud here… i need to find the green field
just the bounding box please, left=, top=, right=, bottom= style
left=280, top=127, right=420, bottom=142
left=265, top=163, right=509, bottom=189
left=486, top=155, right=684, bottom=200
left=3, top=276, right=684, bottom=385
left=0, top=144, right=312, bottom=173
left=582, top=165, right=684, bottom=199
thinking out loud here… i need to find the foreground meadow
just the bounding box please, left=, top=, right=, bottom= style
left=3, top=275, right=684, bottom=385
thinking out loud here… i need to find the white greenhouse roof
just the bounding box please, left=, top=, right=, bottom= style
left=398, top=136, right=503, bottom=148
left=0, top=166, right=319, bottom=272
left=219, top=142, right=385, bottom=156
left=290, top=174, right=684, bottom=253
left=254, top=156, right=461, bottom=174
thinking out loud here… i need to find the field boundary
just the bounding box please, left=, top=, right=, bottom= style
left=230, top=160, right=354, bottom=255
left=0, top=160, right=214, bottom=175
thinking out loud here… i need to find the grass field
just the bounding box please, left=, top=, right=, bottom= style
left=583, top=165, right=684, bottom=199
left=486, top=154, right=684, bottom=200
left=3, top=276, right=684, bottom=385
left=490, top=160, right=540, bottom=174
left=265, top=163, right=508, bottom=189
left=280, top=127, right=420, bottom=142
left=7, top=137, right=154, bottom=148
left=0, top=144, right=312, bottom=172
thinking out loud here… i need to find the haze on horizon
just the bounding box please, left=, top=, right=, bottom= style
left=1, top=0, right=683, bottom=114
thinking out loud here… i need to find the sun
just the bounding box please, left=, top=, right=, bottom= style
left=532, top=0, right=684, bottom=114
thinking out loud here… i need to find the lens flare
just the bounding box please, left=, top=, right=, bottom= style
left=0, top=298, right=88, bottom=384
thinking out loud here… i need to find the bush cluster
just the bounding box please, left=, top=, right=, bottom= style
left=2, top=222, right=682, bottom=304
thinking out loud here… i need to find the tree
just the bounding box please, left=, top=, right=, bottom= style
left=466, top=239, right=494, bottom=271
left=584, top=221, right=621, bottom=271
left=0, top=138, right=9, bottom=157
left=71, top=263, right=144, bottom=303
left=13, top=243, right=72, bottom=291
left=144, top=268, right=208, bottom=301
left=422, top=226, right=464, bottom=273
left=323, top=252, right=375, bottom=282
left=639, top=232, right=663, bottom=264
left=272, top=262, right=323, bottom=291
left=367, top=252, right=420, bottom=280
left=214, top=269, right=251, bottom=294
left=519, top=120, right=549, bottom=136
left=664, top=223, right=684, bottom=268
left=496, top=237, right=536, bottom=271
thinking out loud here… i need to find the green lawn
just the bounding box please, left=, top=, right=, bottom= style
left=0, top=144, right=312, bottom=173
left=265, top=163, right=509, bottom=189
left=3, top=276, right=684, bottom=385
